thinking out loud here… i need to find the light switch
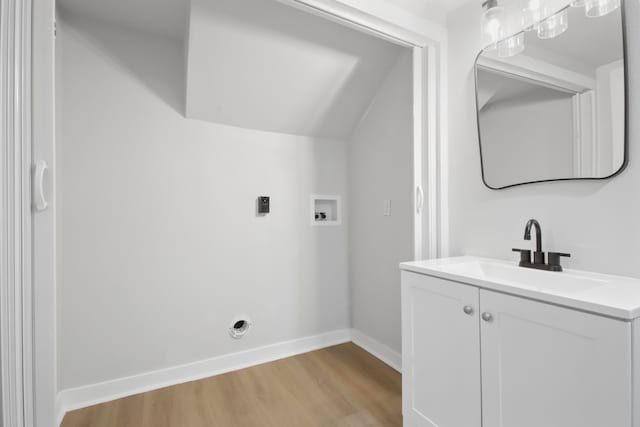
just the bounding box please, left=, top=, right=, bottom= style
left=383, top=199, right=391, bottom=216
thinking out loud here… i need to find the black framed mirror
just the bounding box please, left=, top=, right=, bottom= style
left=474, top=0, right=628, bottom=190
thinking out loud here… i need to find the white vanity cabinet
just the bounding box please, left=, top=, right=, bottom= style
left=401, top=271, right=482, bottom=427
left=401, top=270, right=633, bottom=427
left=480, top=289, right=631, bottom=427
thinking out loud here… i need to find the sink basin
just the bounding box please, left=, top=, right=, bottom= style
left=400, top=256, right=640, bottom=320
left=436, top=260, right=607, bottom=294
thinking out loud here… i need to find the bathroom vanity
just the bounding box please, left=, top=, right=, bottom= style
left=400, top=256, right=640, bottom=427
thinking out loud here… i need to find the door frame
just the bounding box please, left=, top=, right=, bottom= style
left=7, top=1, right=450, bottom=426
left=1, top=0, right=35, bottom=426
left=276, top=0, right=449, bottom=260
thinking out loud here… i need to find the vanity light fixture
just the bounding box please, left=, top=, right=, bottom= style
left=481, top=0, right=505, bottom=49
left=483, top=0, right=620, bottom=57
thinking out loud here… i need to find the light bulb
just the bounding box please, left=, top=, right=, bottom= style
left=537, top=9, right=569, bottom=39
left=584, top=0, right=620, bottom=17
left=528, top=0, right=543, bottom=20
left=523, top=0, right=544, bottom=31
left=485, top=16, right=501, bottom=39
left=498, top=32, right=526, bottom=57
left=482, top=1, right=505, bottom=49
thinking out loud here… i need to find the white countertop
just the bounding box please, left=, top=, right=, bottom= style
left=400, top=256, right=640, bottom=320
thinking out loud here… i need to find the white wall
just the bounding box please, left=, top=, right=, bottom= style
left=348, top=50, right=413, bottom=354
left=447, top=1, right=640, bottom=277
left=56, top=12, right=350, bottom=390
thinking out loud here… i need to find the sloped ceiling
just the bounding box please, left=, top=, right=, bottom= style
left=185, top=0, right=404, bottom=139
left=57, top=0, right=412, bottom=139
left=57, top=0, right=188, bottom=40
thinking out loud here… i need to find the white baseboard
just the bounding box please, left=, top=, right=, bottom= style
left=56, top=328, right=402, bottom=426
left=351, top=329, right=402, bottom=373
left=57, top=329, right=352, bottom=424
left=55, top=394, right=66, bottom=427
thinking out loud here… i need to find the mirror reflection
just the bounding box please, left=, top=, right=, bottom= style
left=475, top=2, right=626, bottom=189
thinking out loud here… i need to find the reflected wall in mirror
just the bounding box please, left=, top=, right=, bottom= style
left=475, top=1, right=627, bottom=189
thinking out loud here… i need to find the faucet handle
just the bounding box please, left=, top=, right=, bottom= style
left=548, top=252, right=571, bottom=271
left=512, top=248, right=531, bottom=265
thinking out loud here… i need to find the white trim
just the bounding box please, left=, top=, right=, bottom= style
left=57, top=329, right=352, bottom=422
left=274, top=0, right=448, bottom=261
left=32, top=0, right=57, bottom=425
left=55, top=396, right=65, bottom=427
left=351, top=329, right=402, bottom=373
left=590, top=90, right=599, bottom=176
left=573, top=90, right=598, bottom=178
left=633, top=319, right=640, bottom=427
left=413, top=47, right=425, bottom=260
left=426, top=43, right=440, bottom=259
left=276, top=0, right=445, bottom=48
left=1, top=0, right=34, bottom=426
left=477, top=54, right=596, bottom=94
left=437, top=36, right=450, bottom=258
left=595, top=59, right=625, bottom=176
left=572, top=95, right=583, bottom=177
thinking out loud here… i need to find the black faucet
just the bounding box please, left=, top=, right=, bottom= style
left=524, top=219, right=545, bottom=265
left=513, top=219, right=571, bottom=272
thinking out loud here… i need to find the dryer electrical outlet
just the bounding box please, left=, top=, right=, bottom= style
left=258, top=196, right=270, bottom=214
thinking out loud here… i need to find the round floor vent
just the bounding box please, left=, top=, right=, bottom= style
left=229, top=318, right=251, bottom=339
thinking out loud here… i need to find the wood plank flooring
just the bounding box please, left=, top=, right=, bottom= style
left=61, top=343, right=402, bottom=427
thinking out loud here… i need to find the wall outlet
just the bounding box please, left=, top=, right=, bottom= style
left=257, top=196, right=270, bottom=214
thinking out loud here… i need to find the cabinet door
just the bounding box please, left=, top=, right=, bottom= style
left=480, top=290, right=632, bottom=427
left=401, top=271, right=481, bottom=427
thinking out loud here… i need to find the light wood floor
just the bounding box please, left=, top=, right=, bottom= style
left=61, top=343, right=402, bottom=427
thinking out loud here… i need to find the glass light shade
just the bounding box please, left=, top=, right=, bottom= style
left=584, top=0, right=620, bottom=17
left=519, top=6, right=534, bottom=31
left=537, top=9, right=569, bottom=39
left=498, top=32, right=526, bottom=57
left=482, top=5, right=505, bottom=48
left=525, top=0, right=543, bottom=29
